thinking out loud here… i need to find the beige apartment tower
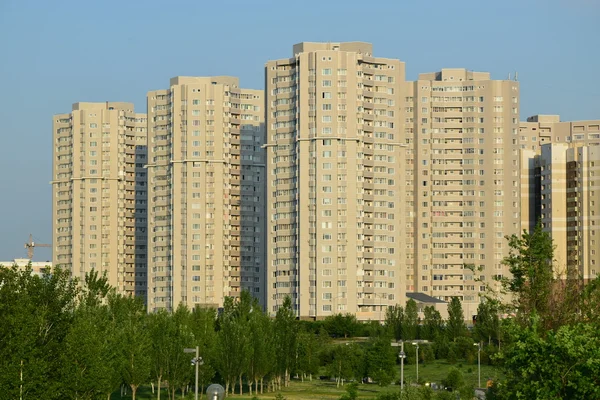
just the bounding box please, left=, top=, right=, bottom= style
left=402, top=69, right=521, bottom=318
left=520, top=115, right=600, bottom=281
left=52, top=102, right=148, bottom=297
left=147, top=76, right=266, bottom=312
left=266, top=42, right=407, bottom=320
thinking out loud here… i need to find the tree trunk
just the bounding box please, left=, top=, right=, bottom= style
left=239, top=374, right=243, bottom=396
left=131, top=385, right=138, bottom=400
left=285, top=367, right=289, bottom=387
left=157, top=376, right=162, bottom=400
left=225, top=382, right=229, bottom=397
left=260, top=378, right=264, bottom=394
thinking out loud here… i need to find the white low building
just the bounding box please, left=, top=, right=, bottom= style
left=0, top=258, right=52, bottom=277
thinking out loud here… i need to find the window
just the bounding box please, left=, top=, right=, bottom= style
left=322, top=68, right=332, bottom=75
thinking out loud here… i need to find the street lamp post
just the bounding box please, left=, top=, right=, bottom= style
left=412, top=342, right=419, bottom=383
left=399, top=342, right=406, bottom=392
left=474, top=342, right=482, bottom=388
left=184, top=346, right=203, bottom=400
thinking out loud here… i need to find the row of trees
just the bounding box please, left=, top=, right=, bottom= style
left=2, top=223, right=599, bottom=399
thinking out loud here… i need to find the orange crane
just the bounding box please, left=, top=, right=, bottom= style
left=24, top=234, right=51, bottom=260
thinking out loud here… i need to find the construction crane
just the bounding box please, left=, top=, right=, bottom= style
left=24, top=234, right=51, bottom=260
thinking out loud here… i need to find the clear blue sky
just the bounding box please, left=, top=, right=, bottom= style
left=0, top=0, right=598, bottom=261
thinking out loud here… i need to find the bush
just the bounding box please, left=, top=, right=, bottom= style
left=446, top=345, right=458, bottom=364
left=443, top=367, right=465, bottom=391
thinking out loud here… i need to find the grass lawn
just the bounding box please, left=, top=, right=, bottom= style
left=112, top=381, right=398, bottom=400
left=398, top=359, right=501, bottom=388
left=111, top=360, right=501, bottom=399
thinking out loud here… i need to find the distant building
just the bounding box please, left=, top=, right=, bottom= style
left=0, top=258, right=52, bottom=277
left=406, top=292, right=448, bottom=320
left=52, top=102, right=148, bottom=299
left=146, top=76, right=266, bottom=312
left=265, top=42, right=408, bottom=320
left=520, top=116, right=600, bottom=281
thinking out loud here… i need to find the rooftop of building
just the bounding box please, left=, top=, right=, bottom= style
left=407, top=292, right=447, bottom=304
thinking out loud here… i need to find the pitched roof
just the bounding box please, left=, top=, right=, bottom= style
left=406, top=292, right=447, bottom=304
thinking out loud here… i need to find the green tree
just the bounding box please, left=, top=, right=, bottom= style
left=421, top=306, right=443, bottom=341
left=384, top=304, right=405, bottom=341
left=502, top=222, right=555, bottom=327
left=323, top=313, right=360, bottom=338
left=493, top=320, right=600, bottom=399
left=274, top=296, right=298, bottom=388
left=247, top=297, right=274, bottom=395
left=189, top=305, right=218, bottom=396
left=148, top=310, right=171, bottom=400
left=443, top=367, right=464, bottom=391
left=446, top=297, right=466, bottom=342
left=216, top=295, right=251, bottom=396
left=296, top=329, right=322, bottom=382
left=164, top=305, right=195, bottom=400
left=404, top=299, right=419, bottom=340
left=365, top=335, right=396, bottom=386
left=0, top=265, right=78, bottom=399
left=60, top=302, right=118, bottom=400
left=327, top=343, right=362, bottom=387
left=114, top=294, right=151, bottom=400
left=473, top=300, right=500, bottom=346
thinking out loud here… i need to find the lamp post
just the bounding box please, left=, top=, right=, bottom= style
left=399, top=342, right=406, bottom=392
left=184, top=346, right=203, bottom=400
left=412, top=342, right=419, bottom=383
left=474, top=342, right=482, bottom=388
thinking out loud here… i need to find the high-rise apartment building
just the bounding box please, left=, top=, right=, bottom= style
left=520, top=115, right=600, bottom=281
left=52, top=102, right=148, bottom=297
left=401, top=69, right=521, bottom=318
left=265, top=42, right=407, bottom=320
left=146, top=76, right=266, bottom=312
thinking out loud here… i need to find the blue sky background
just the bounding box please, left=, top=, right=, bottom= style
left=0, top=0, right=598, bottom=260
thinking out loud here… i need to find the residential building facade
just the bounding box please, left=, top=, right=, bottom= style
left=401, top=69, right=521, bottom=318
left=265, top=42, right=407, bottom=320
left=52, top=102, right=148, bottom=297
left=520, top=116, right=600, bottom=281
left=146, top=77, right=266, bottom=312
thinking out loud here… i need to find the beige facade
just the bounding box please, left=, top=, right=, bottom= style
left=146, top=77, right=266, bottom=312
left=520, top=116, right=600, bottom=280
left=52, top=102, right=148, bottom=297
left=533, top=143, right=600, bottom=281
left=265, top=42, right=407, bottom=320
left=402, top=69, right=521, bottom=319
left=0, top=259, right=52, bottom=277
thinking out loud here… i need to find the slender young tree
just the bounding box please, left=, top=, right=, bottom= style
left=114, top=295, right=151, bottom=400
left=189, top=305, right=218, bottom=396
left=446, top=297, right=467, bottom=342
left=384, top=304, right=405, bottom=341
left=403, top=299, right=419, bottom=340
left=274, top=296, right=298, bottom=388
left=502, top=222, right=555, bottom=327
left=148, top=310, right=171, bottom=400
left=421, top=305, right=443, bottom=341
left=473, top=300, right=500, bottom=346
left=247, top=298, right=274, bottom=394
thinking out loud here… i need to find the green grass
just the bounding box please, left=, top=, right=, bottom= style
left=110, top=360, right=501, bottom=399
left=398, top=359, right=501, bottom=388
